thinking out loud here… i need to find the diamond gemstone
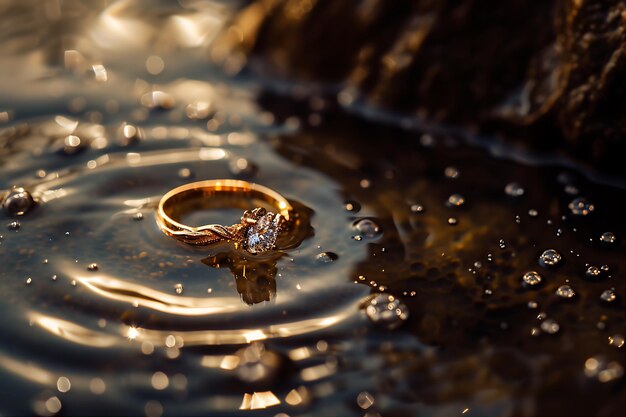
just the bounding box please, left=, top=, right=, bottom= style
left=245, top=212, right=282, bottom=254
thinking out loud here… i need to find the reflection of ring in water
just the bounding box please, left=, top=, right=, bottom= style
left=202, top=202, right=314, bottom=305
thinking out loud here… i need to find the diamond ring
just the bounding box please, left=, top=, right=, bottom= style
left=156, top=180, right=293, bottom=254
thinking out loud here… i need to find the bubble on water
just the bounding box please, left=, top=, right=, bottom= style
left=447, top=194, right=465, bottom=207
left=2, top=188, right=35, bottom=216
left=344, top=201, right=361, bottom=213
left=522, top=271, right=542, bottom=287
left=499, top=239, right=506, bottom=249
left=586, top=265, right=602, bottom=279
left=609, top=334, right=625, bottom=348
left=133, top=213, right=144, bottom=221
left=447, top=217, right=458, bottom=226
left=353, top=219, right=381, bottom=238
left=539, top=249, right=562, bottom=267
left=599, top=232, right=616, bottom=245
left=87, top=263, right=99, bottom=271
left=25, top=277, right=32, bottom=285
left=528, top=209, right=538, bottom=217
left=175, top=283, right=183, bottom=294
left=528, top=301, right=538, bottom=309
left=601, top=265, right=610, bottom=272
left=229, top=158, right=258, bottom=177
left=185, top=101, right=214, bottom=120
left=316, top=252, right=338, bottom=263
left=540, top=319, right=560, bottom=334
left=568, top=197, right=594, bottom=216
left=584, top=356, right=624, bottom=382
left=140, top=91, right=175, bottom=110
left=600, top=289, right=617, bottom=303
left=444, top=167, right=460, bottom=179
left=7, top=221, right=20, bottom=231
left=555, top=285, right=575, bottom=299
left=410, top=204, right=424, bottom=213
left=352, top=235, right=363, bottom=241
left=364, top=294, right=409, bottom=329
left=504, top=182, right=525, bottom=197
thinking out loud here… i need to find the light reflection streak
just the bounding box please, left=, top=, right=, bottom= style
left=0, top=353, right=55, bottom=385
left=30, top=313, right=119, bottom=348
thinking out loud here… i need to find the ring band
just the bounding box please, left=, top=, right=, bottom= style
left=157, top=179, right=293, bottom=254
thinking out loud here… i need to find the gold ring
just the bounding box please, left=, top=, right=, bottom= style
left=156, top=179, right=293, bottom=254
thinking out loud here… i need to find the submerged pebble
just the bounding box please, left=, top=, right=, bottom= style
left=2, top=188, right=35, bottom=216
left=539, top=249, right=562, bottom=267
left=364, top=294, right=409, bottom=329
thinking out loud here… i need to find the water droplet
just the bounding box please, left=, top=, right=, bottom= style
left=522, top=271, right=542, bottom=287
left=505, top=182, right=525, bottom=197
left=344, top=201, right=361, bottom=213
left=352, top=235, right=363, bottom=241
left=229, top=158, right=258, bottom=177
left=447, top=194, right=465, bottom=207
left=447, top=217, right=458, bottom=226
left=568, top=197, right=594, bottom=216
left=601, top=264, right=610, bottom=272
left=7, top=221, right=20, bottom=231
left=60, top=134, right=86, bottom=154
left=410, top=204, right=424, bottom=213
left=364, top=294, right=409, bottom=329
left=175, top=283, right=183, bottom=294
left=539, top=249, right=562, bottom=267
left=353, top=219, right=381, bottom=238
left=528, top=209, right=539, bottom=217
left=499, top=239, right=506, bottom=249
left=87, top=263, right=98, bottom=271
left=316, top=252, right=338, bottom=263
left=600, top=232, right=616, bottom=245
left=2, top=188, right=35, bottom=216
left=444, top=167, right=460, bottom=179
left=555, top=285, right=575, bottom=299
left=586, top=265, right=602, bottom=279
left=540, top=319, right=560, bottom=334
left=609, top=334, right=625, bottom=348
left=528, top=301, right=538, bottom=309
left=25, top=277, right=32, bottom=285
left=133, top=212, right=144, bottom=221
left=356, top=391, right=375, bottom=409
left=601, top=289, right=617, bottom=303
